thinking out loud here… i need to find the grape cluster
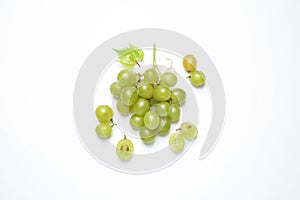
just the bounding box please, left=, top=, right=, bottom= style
left=95, top=105, right=116, bottom=138
left=183, top=54, right=206, bottom=87
left=110, top=50, right=186, bottom=146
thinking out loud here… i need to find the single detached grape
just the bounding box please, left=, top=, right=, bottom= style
left=117, top=101, right=132, bottom=115
left=130, top=115, right=144, bottom=130
left=118, top=71, right=137, bottom=87
left=140, top=127, right=156, bottom=144
left=153, top=85, right=171, bottom=102
left=155, top=102, right=170, bottom=117
left=172, top=88, right=186, bottom=105
left=95, top=122, right=112, bottom=138
left=168, top=104, right=180, bottom=122
left=180, top=122, right=198, bottom=140
left=120, top=86, right=138, bottom=106
left=160, top=72, right=177, bottom=87
left=110, top=82, right=123, bottom=99
left=116, top=135, right=134, bottom=161
left=188, top=70, right=206, bottom=87
left=138, top=83, right=154, bottom=99
left=156, top=117, right=171, bottom=136
left=133, top=98, right=150, bottom=116
left=95, top=105, right=114, bottom=122
left=183, top=54, right=197, bottom=72
left=169, top=133, right=185, bottom=153
left=144, top=111, right=160, bottom=130
left=144, top=68, right=159, bottom=83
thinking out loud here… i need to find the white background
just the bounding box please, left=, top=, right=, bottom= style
left=1, top=0, right=299, bottom=199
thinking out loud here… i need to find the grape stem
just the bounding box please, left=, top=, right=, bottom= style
left=186, top=75, right=191, bottom=79
left=152, top=43, right=161, bottom=76
left=176, top=128, right=181, bottom=132
left=124, top=135, right=127, bottom=140
left=135, top=61, right=141, bottom=68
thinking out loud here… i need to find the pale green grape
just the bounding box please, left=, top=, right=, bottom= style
left=118, top=71, right=137, bottom=87
left=168, top=104, right=180, bottom=122
left=95, top=123, right=112, bottom=138
left=117, top=100, right=132, bottom=115
left=153, top=85, right=171, bottom=102
left=144, top=68, right=159, bottom=83
left=180, top=122, right=198, bottom=140
left=189, top=70, right=206, bottom=87
left=117, top=69, right=129, bottom=80
left=137, top=83, right=154, bottom=99
left=133, top=98, right=150, bottom=116
left=172, top=88, right=186, bottom=105
left=183, top=54, right=197, bottom=72
left=110, top=82, right=123, bottom=99
left=116, top=136, right=134, bottom=161
left=155, top=102, right=170, bottom=117
left=95, top=105, right=114, bottom=122
left=160, top=72, right=177, bottom=87
left=169, top=133, right=185, bottom=153
left=120, top=86, right=138, bottom=106
left=130, top=115, right=144, bottom=130
left=143, top=111, right=160, bottom=130
left=156, top=117, right=171, bottom=136
left=139, top=127, right=156, bottom=144
left=149, top=97, right=159, bottom=106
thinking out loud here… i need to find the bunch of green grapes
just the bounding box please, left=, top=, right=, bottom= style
left=183, top=54, right=206, bottom=87
left=168, top=122, right=198, bottom=153
left=95, top=105, right=117, bottom=138
left=110, top=44, right=187, bottom=147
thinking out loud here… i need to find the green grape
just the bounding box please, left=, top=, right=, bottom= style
left=117, top=100, right=132, bottom=115
left=130, top=115, right=144, bottom=129
left=183, top=54, right=197, bottom=72
left=113, top=44, right=144, bottom=67
left=95, top=123, right=112, bottom=138
left=168, top=104, right=180, bottom=122
left=153, top=85, right=171, bottom=102
left=117, top=69, right=129, bottom=80
left=133, top=98, right=150, bottom=116
left=118, top=70, right=137, bottom=87
left=116, top=135, right=134, bottom=161
left=169, top=91, right=179, bottom=105
left=110, top=82, right=123, bottom=99
left=144, top=68, right=159, bottom=83
left=139, top=127, right=156, bottom=144
left=156, top=117, right=171, bottom=136
left=95, top=105, right=114, bottom=122
left=160, top=72, right=177, bottom=87
left=138, top=83, right=154, bottom=99
left=120, top=86, right=138, bottom=106
left=155, top=102, right=170, bottom=117
left=172, top=88, right=186, bottom=105
left=169, top=133, right=185, bottom=153
left=188, top=70, right=206, bottom=87
left=180, top=122, right=198, bottom=140
left=143, top=111, right=160, bottom=130
left=149, top=97, right=159, bottom=106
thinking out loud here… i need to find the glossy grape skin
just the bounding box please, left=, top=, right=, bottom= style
left=117, top=69, right=129, bottom=80
left=130, top=115, right=144, bottom=130
left=169, top=133, right=185, bottom=153
left=133, top=98, right=150, bottom=116
left=155, top=102, right=170, bottom=117
left=183, top=54, right=197, bottom=72
left=95, top=105, right=114, bottom=122
left=143, top=111, right=160, bottom=130
left=189, top=71, right=206, bottom=87
left=137, top=83, right=154, bottom=99
left=139, top=127, right=156, bottom=144
left=144, top=68, right=159, bottom=83
left=172, top=88, right=186, bottom=105
left=153, top=85, right=171, bottom=102
left=156, top=117, right=171, bottom=136
left=110, top=82, right=123, bottom=99
left=117, top=101, right=132, bottom=115
left=167, top=104, right=180, bottom=122
left=116, top=136, right=134, bottom=161
left=118, top=71, right=137, bottom=87
left=180, top=122, right=198, bottom=140
left=120, top=86, right=138, bottom=106
left=95, top=123, right=112, bottom=138
left=160, top=72, right=177, bottom=87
